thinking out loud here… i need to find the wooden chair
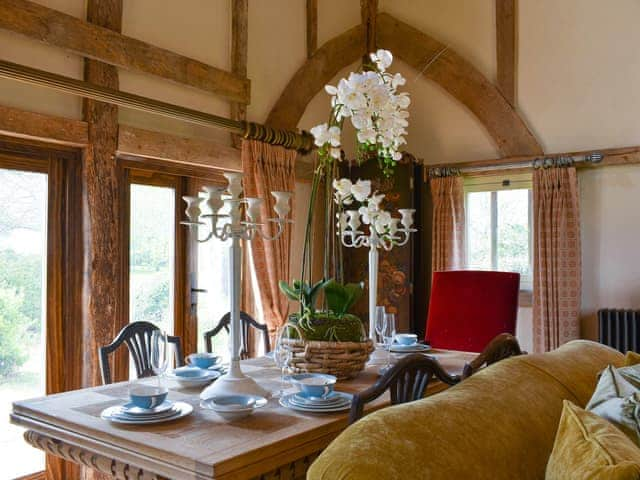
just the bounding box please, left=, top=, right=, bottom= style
left=204, top=311, right=270, bottom=359
left=99, top=321, right=184, bottom=385
left=461, top=333, right=524, bottom=380
left=348, top=354, right=459, bottom=424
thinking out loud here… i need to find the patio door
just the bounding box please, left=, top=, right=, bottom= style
left=0, top=140, right=82, bottom=480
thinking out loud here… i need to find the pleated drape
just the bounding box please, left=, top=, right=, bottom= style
left=430, top=176, right=465, bottom=272
left=241, top=140, right=296, bottom=343
left=532, top=166, right=581, bottom=352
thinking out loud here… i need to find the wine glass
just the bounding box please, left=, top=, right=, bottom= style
left=151, top=329, right=169, bottom=387
left=383, top=313, right=397, bottom=369
left=375, top=306, right=387, bottom=347
left=274, top=325, right=293, bottom=398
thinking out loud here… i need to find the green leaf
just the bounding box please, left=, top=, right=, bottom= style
left=279, top=280, right=301, bottom=302
left=323, top=280, right=364, bottom=316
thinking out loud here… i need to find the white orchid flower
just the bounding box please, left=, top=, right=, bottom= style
left=310, top=123, right=329, bottom=147
left=373, top=210, right=393, bottom=232
left=392, top=150, right=403, bottom=161
left=329, top=147, right=342, bottom=160
left=358, top=205, right=372, bottom=224
left=332, top=178, right=353, bottom=205
left=325, top=84, right=338, bottom=96
left=327, top=126, right=341, bottom=147
left=391, top=73, right=406, bottom=88
left=370, top=49, right=393, bottom=71
left=357, top=127, right=377, bottom=144
left=351, top=179, right=372, bottom=202
left=369, top=193, right=385, bottom=208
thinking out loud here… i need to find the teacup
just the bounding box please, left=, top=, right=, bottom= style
left=395, top=333, right=418, bottom=346
left=129, top=386, right=168, bottom=409
left=186, top=352, right=219, bottom=369
left=290, top=373, right=336, bottom=399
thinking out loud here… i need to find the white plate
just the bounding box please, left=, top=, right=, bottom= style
left=200, top=395, right=268, bottom=412
left=290, top=392, right=345, bottom=407
left=102, top=402, right=193, bottom=425
left=110, top=406, right=181, bottom=421
left=120, top=400, right=174, bottom=416
left=389, top=344, right=431, bottom=353
left=280, top=392, right=352, bottom=413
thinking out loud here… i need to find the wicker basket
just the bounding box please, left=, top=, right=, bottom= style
left=282, top=326, right=374, bottom=380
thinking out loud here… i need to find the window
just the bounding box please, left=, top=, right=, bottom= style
left=0, top=167, right=47, bottom=479
left=129, top=183, right=176, bottom=335
left=464, top=173, right=533, bottom=290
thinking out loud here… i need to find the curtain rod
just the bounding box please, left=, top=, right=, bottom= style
left=428, top=152, right=604, bottom=177
left=0, top=60, right=314, bottom=153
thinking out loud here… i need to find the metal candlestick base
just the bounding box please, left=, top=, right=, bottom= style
left=200, top=362, right=271, bottom=400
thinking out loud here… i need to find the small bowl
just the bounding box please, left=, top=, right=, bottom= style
left=186, top=352, right=220, bottom=369
left=395, top=334, right=418, bottom=346
left=289, top=373, right=336, bottom=399
left=202, top=395, right=267, bottom=421
left=129, top=386, right=168, bottom=409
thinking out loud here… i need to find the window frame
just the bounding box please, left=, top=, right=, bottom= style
left=464, top=173, right=533, bottom=292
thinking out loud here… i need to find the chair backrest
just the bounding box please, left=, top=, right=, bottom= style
left=99, top=321, right=184, bottom=385
left=204, top=311, right=270, bottom=359
left=425, top=270, right=520, bottom=352
left=461, top=333, right=524, bottom=380
left=348, top=354, right=459, bottom=424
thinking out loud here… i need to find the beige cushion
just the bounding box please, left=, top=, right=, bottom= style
left=546, top=401, right=640, bottom=480
left=587, top=365, right=640, bottom=445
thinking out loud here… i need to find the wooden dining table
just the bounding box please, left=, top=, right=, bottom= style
left=11, top=349, right=474, bottom=480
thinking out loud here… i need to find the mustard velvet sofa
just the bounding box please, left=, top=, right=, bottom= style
left=307, top=340, right=624, bottom=480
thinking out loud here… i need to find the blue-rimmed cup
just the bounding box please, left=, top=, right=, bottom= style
left=186, top=352, right=219, bottom=369
left=289, top=373, right=336, bottom=399
left=395, top=334, right=418, bottom=346
left=129, top=386, right=168, bottom=409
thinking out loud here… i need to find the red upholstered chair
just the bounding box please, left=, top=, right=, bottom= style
left=425, top=270, right=520, bottom=353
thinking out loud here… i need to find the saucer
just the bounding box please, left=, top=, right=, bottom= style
left=102, top=402, right=193, bottom=424
left=121, top=400, right=174, bottom=415
left=389, top=343, right=431, bottom=353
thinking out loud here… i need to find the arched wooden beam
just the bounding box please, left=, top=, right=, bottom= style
left=267, top=24, right=364, bottom=129
left=266, top=14, right=542, bottom=157
left=377, top=14, right=541, bottom=156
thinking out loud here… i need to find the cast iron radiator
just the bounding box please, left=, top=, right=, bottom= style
left=598, top=309, right=640, bottom=353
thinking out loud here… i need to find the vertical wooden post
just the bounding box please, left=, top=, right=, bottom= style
left=82, top=0, right=125, bottom=388
left=306, top=0, right=318, bottom=58
left=496, top=0, right=517, bottom=106
left=360, top=0, right=378, bottom=57
left=231, top=0, right=248, bottom=148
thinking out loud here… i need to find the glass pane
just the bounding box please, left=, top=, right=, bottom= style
left=129, top=184, right=175, bottom=335
left=0, top=168, right=47, bottom=478
left=497, top=189, right=531, bottom=278
left=196, top=194, right=232, bottom=359
left=466, top=191, right=492, bottom=270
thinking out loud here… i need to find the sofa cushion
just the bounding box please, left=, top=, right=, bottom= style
left=546, top=401, right=640, bottom=480
left=308, top=341, right=623, bottom=480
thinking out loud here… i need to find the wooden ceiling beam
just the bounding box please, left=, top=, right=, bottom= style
left=230, top=0, right=248, bottom=147
left=361, top=0, right=378, bottom=55
left=496, top=0, right=517, bottom=106
left=0, top=104, right=88, bottom=146
left=0, top=0, right=250, bottom=103
left=306, top=0, right=318, bottom=58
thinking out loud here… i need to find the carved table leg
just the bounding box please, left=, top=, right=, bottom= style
left=24, top=431, right=168, bottom=480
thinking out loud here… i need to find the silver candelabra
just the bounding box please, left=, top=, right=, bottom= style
left=182, top=172, right=292, bottom=399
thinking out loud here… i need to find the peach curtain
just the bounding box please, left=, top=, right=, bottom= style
left=533, top=166, right=581, bottom=352
left=430, top=175, right=465, bottom=272
left=241, top=140, right=296, bottom=338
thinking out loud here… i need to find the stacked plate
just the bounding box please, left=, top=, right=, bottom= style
left=167, top=366, right=221, bottom=388
left=280, top=391, right=353, bottom=413
left=389, top=343, right=431, bottom=353
left=101, top=400, right=193, bottom=425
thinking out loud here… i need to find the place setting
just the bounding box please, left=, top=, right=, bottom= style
left=279, top=373, right=353, bottom=414
left=166, top=352, right=225, bottom=388
left=101, top=385, right=193, bottom=425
